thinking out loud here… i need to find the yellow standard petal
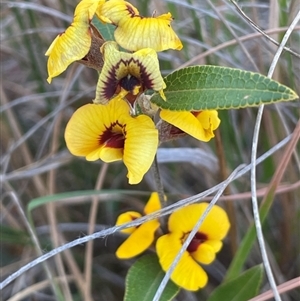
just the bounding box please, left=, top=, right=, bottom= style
left=115, top=211, right=142, bottom=234
left=64, top=96, right=158, bottom=185
left=94, top=41, right=166, bottom=104
left=98, top=1, right=182, bottom=51
left=144, top=192, right=162, bottom=215
left=116, top=12, right=182, bottom=52
left=168, top=203, right=230, bottom=241
left=156, top=233, right=208, bottom=291
left=160, top=110, right=220, bottom=142
left=45, top=0, right=105, bottom=83
left=116, top=219, right=160, bottom=259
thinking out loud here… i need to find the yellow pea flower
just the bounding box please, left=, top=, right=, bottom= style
left=156, top=203, right=230, bottom=291
left=64, top=96, right=158, bottom=184
left=115, top=192, right=161, bottom=259
left=94, top=41, right=166, bottom=104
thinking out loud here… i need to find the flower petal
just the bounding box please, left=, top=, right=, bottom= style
left=74, top=0, right=104, bottom=22
left=115, top=211, right=142, bottom=234
left=144, top=192, right=161, bottom=215
left=191, top=242, right=216, bottom=265
left=116, top=219, right=160, bottom=259
left=198, top=205, right=230, bottom=241
left=156, top=233, right=208, bottom=291
left=168, top=203, right=230, bottom=241
left=160, top=110, right=220, bottom=142
left=45, top=0, right=106, bottom=83
left=97, top=1, right=182, bottom=51
left=64, top=103, right=107, bottom=158
left=45, top=23, right=91, bottom=83
left=65, top=97, right=129, bottom=159
left=115, top=12, right=183, bottom=52
left=123, top=114, right=158, bottom=184
left=97, top=0, right=139, bottom=24
left=168, top=203, right=207, bottom=234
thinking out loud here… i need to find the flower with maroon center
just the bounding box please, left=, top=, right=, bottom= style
left=64, top=96, right=158, bottom=184
left=115, top=192, right=161, bottom=259
left=94, top=41, right=166, bottom=105
left=156, top=203, right=230, bottom=291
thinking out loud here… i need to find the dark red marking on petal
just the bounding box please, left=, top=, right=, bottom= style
left=126, top=5, right=137, bottom=17
left=99, top=122, right=126, bottom=149
left=101, top=58, right=154, bottom=101
left=186, top=232, right=208, bottom=253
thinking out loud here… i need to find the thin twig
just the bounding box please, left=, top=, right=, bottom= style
left=230, top=0, right=300, bottom=58
left=206, top=0, right=259, bottom=71
left=178, top=26, right=300, bottom=69
left=249, top=10, right=300, bottom=301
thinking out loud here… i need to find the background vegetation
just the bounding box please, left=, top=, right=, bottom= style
left=1, top=0, right=299, bottom=300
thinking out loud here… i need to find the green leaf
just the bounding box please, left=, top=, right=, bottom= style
left=151, top=66, right=298, bottom=111
left=92, top=17, right=115, bottom=41
left=207, top=265, right=264, bottom=301
left=124, top=254, right=180, bottom=301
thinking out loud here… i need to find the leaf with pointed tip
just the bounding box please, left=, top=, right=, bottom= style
left=151, top=66, right=298, bottom=111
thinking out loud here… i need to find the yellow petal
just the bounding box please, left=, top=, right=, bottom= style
left=96, top=147, right=123, bottom=162
left=168, top=203, right=230, bottom=241
left=116, top=219, right=160, bottom=259
left=74, top=0, right=104, bottom=22
left=191, top=242, right=216, bottom=265
left=115, top=12, right=183, bottom=52
left=144, top=192, right=161, bottom=215
left=97, top=0, right=139, bottom=24
left=196, top=110, right=220, bottom=137
left=45, top=22, right=91, bottom=83
left=65, top=103, right=106, bottom=158
left=160, top=110, right=220, bottom=142
left=203, top=240, right=223, bottom=253
left=65, top=97, right=129, bottom=159
left=198, top=205, right=230, bottom=241
left=123, top=114, right=158, bottom=184
left=94, top=41, right=166, bottom=104
left=115, top=211, right=142, bottom=234
left=168, top=203, right=207, bottom=234
left=45, top=0, right=105, bottom=83
left=156, top=233, right=208, bottom=291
